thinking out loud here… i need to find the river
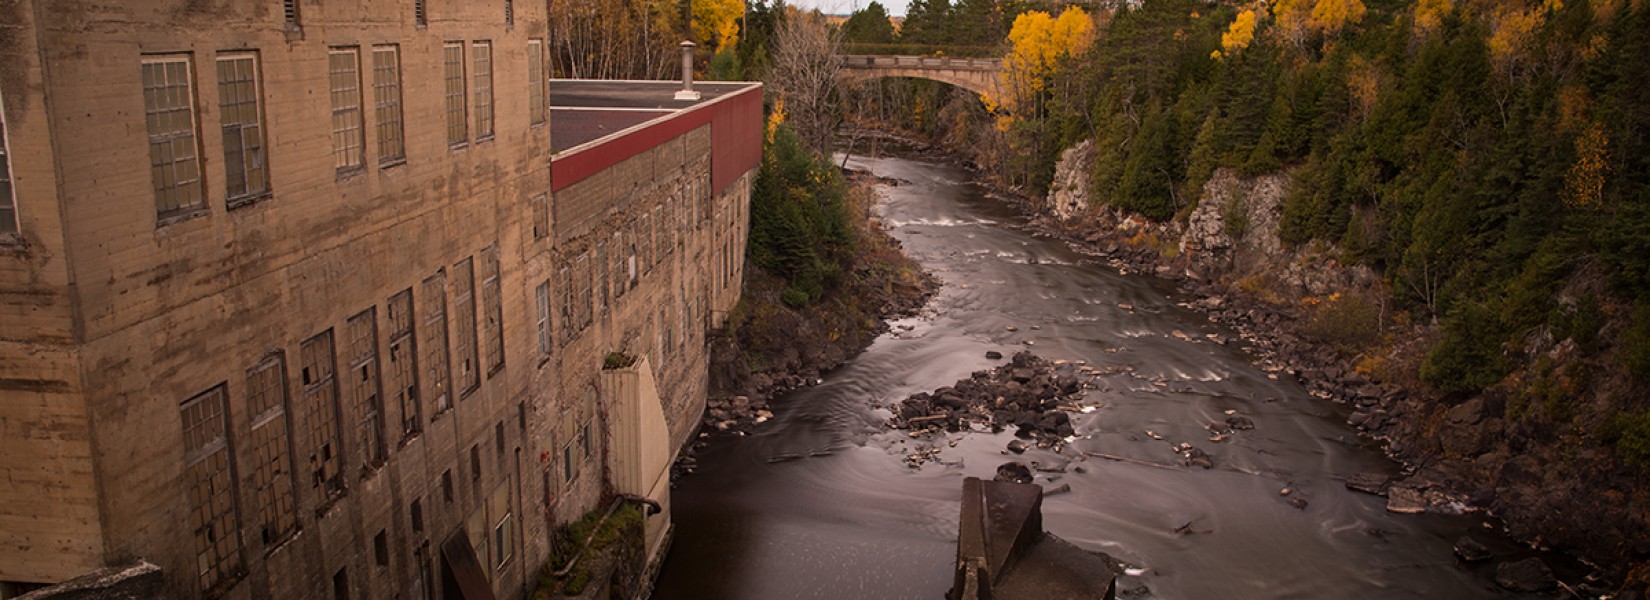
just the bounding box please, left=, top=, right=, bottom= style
left=651, top=153, right=1545, bottom=599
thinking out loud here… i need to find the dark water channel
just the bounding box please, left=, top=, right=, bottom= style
left=652, top=154, right=1544, bottom=599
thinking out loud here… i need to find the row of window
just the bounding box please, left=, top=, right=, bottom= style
left=139, top=38, right=549, bottom=223
left=178, top=247, right=531, bottom=595
left=282, top=0, right=516, bottom=33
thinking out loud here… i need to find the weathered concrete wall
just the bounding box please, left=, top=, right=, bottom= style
left=0, top=0, right=103, bottom=585
left=0, top=1, right=755, bottom=598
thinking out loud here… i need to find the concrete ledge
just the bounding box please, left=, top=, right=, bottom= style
left=951, top=477, right=1115, bottom=600
left=15, top=562, right=164, bottom=600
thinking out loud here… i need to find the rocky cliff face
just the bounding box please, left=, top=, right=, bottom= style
left=1033, top=141, right=1647, bottom=592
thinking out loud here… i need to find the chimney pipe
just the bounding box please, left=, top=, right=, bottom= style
left=674, top=40, right=701, bottom=101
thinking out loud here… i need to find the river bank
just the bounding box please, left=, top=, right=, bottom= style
left=705, top=177, right=937, bottom=427
left=858, top=122, right=1634, bottom=594
left=659, top=149, right=1549, bottom=599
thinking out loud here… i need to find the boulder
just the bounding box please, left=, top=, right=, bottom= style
left=1454, top=537, right=1492, bottom=562
left=1345, top=473, right=1391, bottom=496
left=1494, top=557, right=1556, bottom=592
left=995, top=461, right=1034, bottom=484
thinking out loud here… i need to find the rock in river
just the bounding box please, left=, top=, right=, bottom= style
left=1494, top=557, right=1556, bottom=592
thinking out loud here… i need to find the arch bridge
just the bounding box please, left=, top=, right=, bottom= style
left=836, top=55, right=1003, bottom=98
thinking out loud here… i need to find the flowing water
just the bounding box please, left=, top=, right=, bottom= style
left=652, top=154, right=1543, bottom=599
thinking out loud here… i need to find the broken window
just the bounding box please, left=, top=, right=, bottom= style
left=531, top=193, right=548, bottom=240
left=452, top=257, right=480, bottom=396
left=372, top=45, right=405, bottom=165
left=557, top=266, right=573, bottom=344
left=595, top=241, right=609, bottom=314
left=574, top=253, right=592, bottom=330
left=345, top=309, right=385, bottom=472
left=481, top=246, right=504, bottom=376
left=443, top=42, right=467, bottom=146
left=246, top=355, right=297, bottom=547
left=535, top=281, right=551, bottom=359
left=490, top=480, right=513, bottom=569
left=0, top=86, right=14, bottom=235
left=300, top=329, right=346, bottom=505
left=420, top=271, right=452, bottom=414
left=142, top=55, right=204, bottom=220
left=216, top=52, right=269, bottom=206
left=181, top=384, right=244, bottom=593
left=328, top=47, right=365, bottom=173
left=639, top=212, right=653, bottom=274
left=610, top=232, right=626, bottom=300
left=387, top=288, right=421, bottom=438
left=472, top=41, right=493, bottom=139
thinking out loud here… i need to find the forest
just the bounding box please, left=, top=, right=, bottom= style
left=842, top=0, right=1650, bottom=468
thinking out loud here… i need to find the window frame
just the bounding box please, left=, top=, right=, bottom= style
left=443, top=42, right=468, bottom=148
left=141, top=54, right=207, bottom=224
left=328, top=47, right=367, bottom=175
left=471, top=41, right=494, bottom=141
left=371, top=44, right=406, bottom=167
left=216, top=51, right=271, bottom=208
left=245, top=354, right=299, bottom=551
left=527, top=39, right=545, bottom=126
left=0, top=85, right=17, bottom=238
left=180, top=384, right=246, bottom=594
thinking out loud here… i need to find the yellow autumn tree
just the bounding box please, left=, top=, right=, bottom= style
left=1310, top=0, right=1367, bottom=37
left=1221, top=9, right=1258, bottom=55
left=1564, top=122, right=1609, bottom=208
left=1273, top=0, right=1315, bottom=49
left=693, top=0, right=744, bottom=52
left=1413, top=0, right=1451, bottom=36
left=995, top=6, right=1093, bottom=122
left=1488, top=5, right=1544, bottom=75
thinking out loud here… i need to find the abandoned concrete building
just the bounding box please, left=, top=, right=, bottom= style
left=0, top=1, right=758, bottom=598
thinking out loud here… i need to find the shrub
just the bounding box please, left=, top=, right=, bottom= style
left=1621, top=303, right=1650, bottom=381
left=1612, top=410, right=1650, bottom=469
left=1301, top=292, right=1382, bottom=354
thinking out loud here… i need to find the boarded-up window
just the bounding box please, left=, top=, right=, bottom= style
left=345, top=309, right=385, bottom=471
left=182, top=385, right=244, bottom=593
left=557, top=266, right=573, bottom=344
left=246, top=356, right=296, bottom=547
left=216, top=52, right=269, bottom=205
left=481, top=246, right=504, bottom=376
left=531, top=193, right=548, bottom=240
left=527, top=39, right=545, bottom=125
left=453, top=257, right=480, bottom=396
left=372, top=45, right=405, bottom=165
left=387, top=289, right=421, bottom=438
left=328, top=47, right=365, bottom=173
left=421, top=271, right=452, bottom=414
left=300, top=330, right=346, bottom=505
left=142, top=55, right=204, bottom=219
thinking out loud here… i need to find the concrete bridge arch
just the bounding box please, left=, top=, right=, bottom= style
left=836, top=55, right=1003, bottom=99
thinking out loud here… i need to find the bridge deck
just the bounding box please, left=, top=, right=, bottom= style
left=838, top=55, right=1002, bottom=71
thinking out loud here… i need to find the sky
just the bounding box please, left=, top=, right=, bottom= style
left=790, top=0, right=909, bottom=17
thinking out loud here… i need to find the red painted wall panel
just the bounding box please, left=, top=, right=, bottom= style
left=551, top=85, right=764, bottom=196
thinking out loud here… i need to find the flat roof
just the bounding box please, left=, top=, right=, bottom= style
left=549, top=80, right=761, bottom=152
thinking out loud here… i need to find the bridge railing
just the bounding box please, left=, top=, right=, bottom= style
left=840, top=43, right=1001, bottom=58
left=837, top=55, right=1003, bottom=71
